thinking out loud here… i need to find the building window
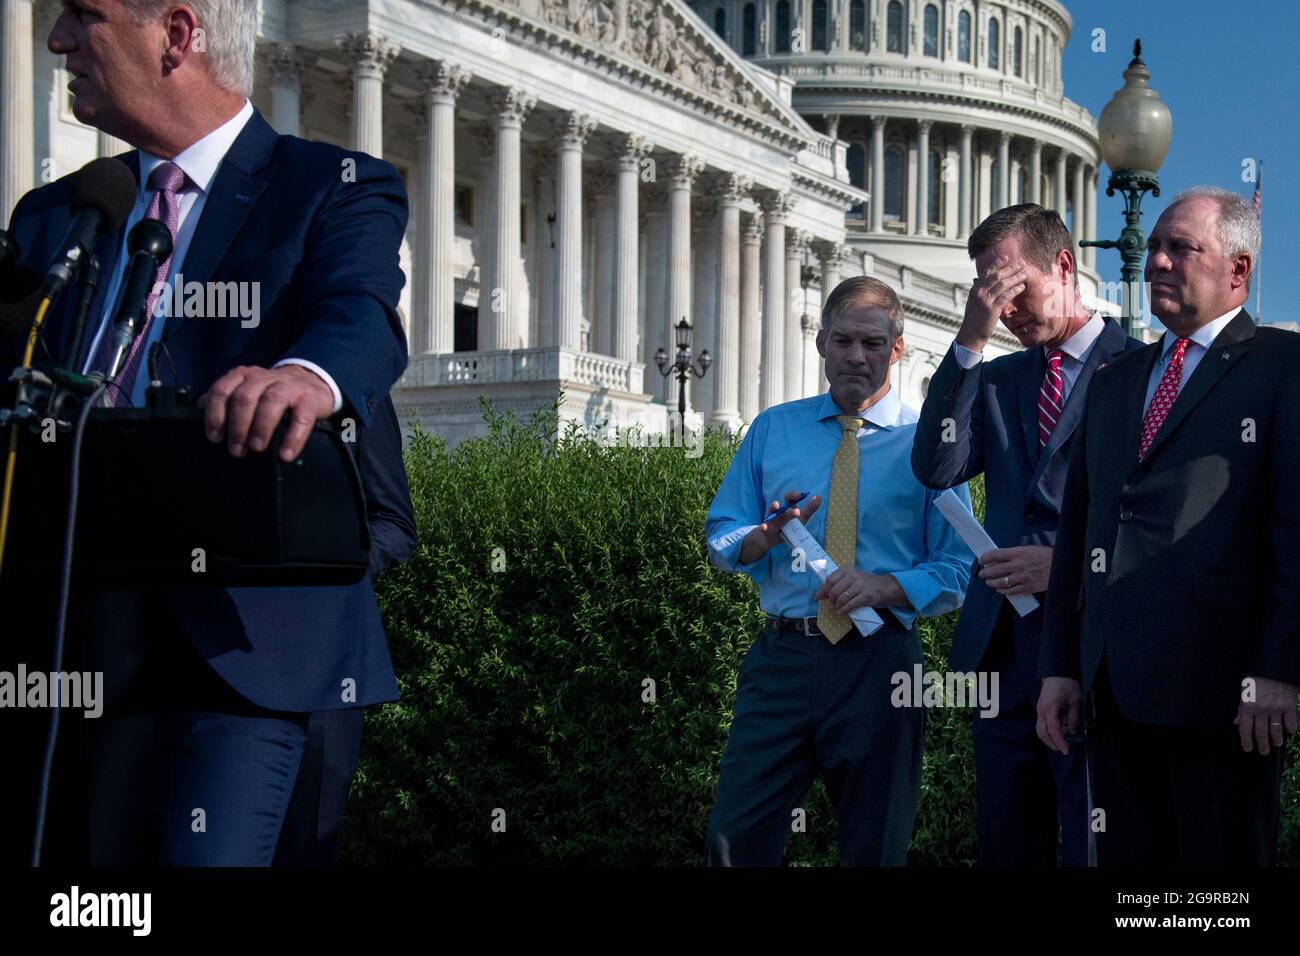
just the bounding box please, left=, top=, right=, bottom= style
left=1033, top=34, right=1040, bottom=83
left=886, top=0, right=904, bottom=53
left=455, top=185, right=473, bottom=226
left=923, top=4, right=939, bottom=57
left=847, top=140, right=866, bottom=217
left=988, top=18, right=1000, bottom=69
left=885, top=144, right=905, bottom=220
left=850, top=0, right=866, bottom=50
left=775, top=0, right=791, bottom=52
left=743, top=2, right=757, bottom=55
left=714, top=6, right=726, bottom=38
left=958, top=10, right=971, bottom=62
left=1014, top=25, right=1023, bottom=76
left=813, top=0, right=830, bottom=51
left=929, top=149, right=943, bottom=226
left=453, top=304, right=478, bottom=352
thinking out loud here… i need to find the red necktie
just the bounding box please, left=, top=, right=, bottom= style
left=1138, top=337, right=1190, bottom=461
left=1037, top=349, right=1064, bottom=450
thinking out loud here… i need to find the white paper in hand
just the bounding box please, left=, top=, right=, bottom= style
left=933, top=488, right=1039, bottom=617
left=780, top=518, right=885, bottom=636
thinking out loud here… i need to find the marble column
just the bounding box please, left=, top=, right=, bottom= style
left=1029, top=139, right=1043, bottom=205
left=958, top=124, right=973, bottom=238
left=1, top=0, right=34, bottom=223
left=1054, top=149, right=1068, bottom=219
left=710, top=173, right=750, bottom=430
left=553, top=112, right=596, bottom=351
left=1071, top=156, right=1085, bottom=250
left=739, top=212, right=763, bottom=423
left=483, top=88, right=536, bottom=351
left=759, top=192, right=792, bottom=411
left=267, top=43, right=308, bottom=137
left=413, top=61, right=469, bottom=356
left=997, top=131, right=1011, bottom=211
left=612, top=133, right=651, bottom=363
left=341, top=33, right=399, bottom=158
left=666, top=155, right=703, bottom=405
left=784, top=229, right=809, bottom=402
left=1085, top=165, right=1098, bottom=269
left=870, top=116, right=886, bottom=233
left=913, top=120, right=931, bottom=235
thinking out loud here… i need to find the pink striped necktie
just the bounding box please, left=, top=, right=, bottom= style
left=1037, top=349, right=1064, bottom=450
left=1138, top=337, right=1191, bottom=461
left=91, top=161, right=188, bottom=406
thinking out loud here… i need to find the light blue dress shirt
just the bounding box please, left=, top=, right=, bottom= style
left=706, top=385, right=975, bottom=630
left=1142, top=307, right=1242, bottom=414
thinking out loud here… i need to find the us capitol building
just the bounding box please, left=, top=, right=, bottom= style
left=2, top=0, right=1110, bottom=442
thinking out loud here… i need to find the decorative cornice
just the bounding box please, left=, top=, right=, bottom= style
left=419, top=59, right=472, bottom=105
left=490, top=87, right=538, bottom=126
left=553, top=110, right=598, bottom=147
left=339, top=33, right=400, bottom=79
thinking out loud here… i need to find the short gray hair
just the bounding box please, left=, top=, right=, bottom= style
left=122, top=0, right=259, bottom=97
left=821, top=275, right=904, bottom=341
left=1169, top=185, right=1261, bottom=290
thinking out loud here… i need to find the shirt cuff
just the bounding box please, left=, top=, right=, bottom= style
left=952, top=340, right=984, bottom=369
left=274, top=358, right=344, bottom=414
left=707, top=524, right=759, bottom=573
left=887, top=569, right=944, bottom=631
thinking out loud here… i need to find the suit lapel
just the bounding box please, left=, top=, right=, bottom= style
left=1132, top=310, right=1257, bottom=470
left=1029, top=319, right=1127, bottom=492
left=1015, top=345, right=1045, bottom=467
left=161, top=111, right=276, bottom=345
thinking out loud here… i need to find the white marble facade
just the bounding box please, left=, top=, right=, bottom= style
left=2, top=0, right=1106, bottom=443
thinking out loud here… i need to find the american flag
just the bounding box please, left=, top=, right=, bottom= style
left=1253, top=163, right=1262, bottom=217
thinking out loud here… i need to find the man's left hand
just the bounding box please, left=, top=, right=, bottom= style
left=817, top=568, right=903, bottom=614
left=199, top=364, right=335, bottom=463
left=979, top=545, right=1053, bottom=596
left=1235, top=676, right=1300, bottom=755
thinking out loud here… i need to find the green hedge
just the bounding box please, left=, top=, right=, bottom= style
left=346, top=402, right=1298, bottom=865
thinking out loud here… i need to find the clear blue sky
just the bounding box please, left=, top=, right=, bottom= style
left=1061, top=0, right=1299, bottom=325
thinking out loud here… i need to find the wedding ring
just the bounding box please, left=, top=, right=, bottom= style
left=1002, top=575, right=1011, bottom=587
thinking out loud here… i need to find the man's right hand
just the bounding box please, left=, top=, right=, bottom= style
left=956, top=255, right=1030, bottom=353
left=1037, top=676, right=1083, bottom=754
left=738, top=491, right=822, bottom=565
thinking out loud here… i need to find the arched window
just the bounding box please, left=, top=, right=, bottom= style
left=850, top=0, right=866, bottom=51
left=885, top=144, right=905, bottom=220
left=928, top=149, right=943, bottom=226
left=743, top=3, right=757, bottom=56
left=988, top=18, right=1000, bottom=69
left=775, top=0, right=791, bottom=53
left=923, top=4, right=939, bottom=57
left=887, top=0, right=904, bottom=54
left=715, top=6, right=726, bottom=39
left=813, top=0, right=829, bottom=51
left=1013, top=25, right=1023, bottom=76
left=847, top=141, right=866, bottom=217
left=1032, top=33, right=1040, bottom=83
left=958, top=10, right=971, bottom=62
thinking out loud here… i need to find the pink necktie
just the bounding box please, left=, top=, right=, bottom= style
left=91, top=161, right=188, bottom=406
left=1037, top=349, right=1064, bottom=450
left=1138, top=337, right=1190, bottom=461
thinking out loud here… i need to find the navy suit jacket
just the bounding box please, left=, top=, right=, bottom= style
left=911, top=319, right=1143, bottom=676
left=3, top=110, right=411, bottom=712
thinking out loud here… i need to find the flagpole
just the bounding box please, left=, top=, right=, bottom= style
left=1255, top=161, right=1262, bottom=321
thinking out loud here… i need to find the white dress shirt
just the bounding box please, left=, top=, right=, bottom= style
left=951, top=311, right=1106, bottom=404
left=1141, top=307, right=1242, bottom=415
left=82, top=99, right=342, bottom=411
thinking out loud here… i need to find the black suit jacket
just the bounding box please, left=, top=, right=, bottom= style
left=1039, top=310, right=1300, bottom=728
left=912, top=318, right=1142, bottom=675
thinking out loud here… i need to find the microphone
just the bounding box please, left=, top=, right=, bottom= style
left=100, top=218, right=171, bottom=381
left=0, top=264, right=45, bottom=334
left=41, top=157, right=136, bottom=303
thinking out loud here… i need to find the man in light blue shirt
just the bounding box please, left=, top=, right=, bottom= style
left=703, top=276, right=974, bottom=866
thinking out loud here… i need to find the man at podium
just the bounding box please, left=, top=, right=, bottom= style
left=1, top=0, right=410, bottom=865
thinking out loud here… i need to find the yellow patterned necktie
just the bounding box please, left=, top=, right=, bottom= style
left=817, top=415, right=864, bottom=643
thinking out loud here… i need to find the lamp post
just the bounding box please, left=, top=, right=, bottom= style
left=1080, top=39, right=1173, bottom=336
left=655, top=318, right=710, bottom=441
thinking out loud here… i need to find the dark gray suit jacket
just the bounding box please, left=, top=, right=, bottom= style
left=911, top=318, right=1142, bottom=675
left=1039, top=311, right=1300, bottom=727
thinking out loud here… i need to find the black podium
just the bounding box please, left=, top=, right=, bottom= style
left=3, top=407, right=369, bottom=587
